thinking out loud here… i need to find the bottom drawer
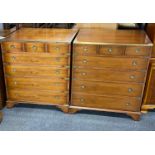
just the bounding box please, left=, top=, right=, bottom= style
left=7, top=89, right=68, bottom=105
left=71, top=93, right=141, bottom=112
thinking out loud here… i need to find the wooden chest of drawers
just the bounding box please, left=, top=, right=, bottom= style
left=70, top=29, right=152, bottom=120
left=0, top=30, right=14, bottom=109
left=1, top=28, right=77, bottom=112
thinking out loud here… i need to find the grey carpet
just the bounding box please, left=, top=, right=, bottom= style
left=0, top=104, right=155, bottom=131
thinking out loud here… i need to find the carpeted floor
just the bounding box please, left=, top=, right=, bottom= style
left=0, top=104, right=155, bottom=131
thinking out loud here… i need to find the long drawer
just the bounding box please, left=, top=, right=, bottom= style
left=72, top=80, right=143, bottom=97
left=6, top=77, right=68, bottom=91
left=3, top=52, right=69, bottom=66
left=8, top=89, right=68, bottom=105
left=73, top=68, right=146, bottom=83
left=4, top=64, right=69, bottom=77
left=73, top=56, right=148, bottom=70
left=71, top=93, right=141, bottom=112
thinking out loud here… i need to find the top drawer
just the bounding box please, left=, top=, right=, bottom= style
left=74, top=44, right=151, bottom=57
left=125, top=46, right=152, bottom=56
left=2, top=42, right=23, bottom=52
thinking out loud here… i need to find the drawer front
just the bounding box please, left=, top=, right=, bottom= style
left=71, top=93, right=141, bottom=112
left=74, top=44, right=97, bottom=56
left=73, top=56, right=148, bottom=70
left=8, top=89, right=68, bottom=105
left=3, top=53, right=69, bottom=66
left=6, top=77, right=68, bottom=91
left=125, top=46, right=151, bottom=56
left=72, top=80, right=143, bottom=97
left=25, top=42, right=45, bottom=52
left=73, top=68, right=146, bottom=83
left=2, top=42, right=23, bottom=52
left=98, top=46, right=125, bottom=56
left=5, top=65, right=69, bottom=77
left=47, top=43, right=69, bottom=55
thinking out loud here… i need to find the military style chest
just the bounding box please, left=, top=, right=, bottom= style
left=70, top=29, right=152, bottom=120
left=1, top=28, right=77, bottom=112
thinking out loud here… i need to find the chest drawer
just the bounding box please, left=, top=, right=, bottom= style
left=2, top=42, right=23, bottom=52
left=3, top=53, right=69, bottom=66
left=73, top=68, right=146, bottom=83
left=125, top=46, right=151, bottom=56
left=6, top=77, right=68, bottom=91
left=24, top=42, right=45, bottom=52
left=98, top=46, right=125, bottom=56
left=8, top=89, right=68, bottom=105
left=71, top=93, right=141, bottom=112
left=74, top=44, right=97, bottom=56
left=74, top=56, right=148, bottom=70
left=47, top=43, right=69, bottom=55
left=72, top=80, right=143, bottom=97
left=4, top=65, right=69, bottom=77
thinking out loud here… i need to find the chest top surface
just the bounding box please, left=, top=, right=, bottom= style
left=74, top=29, right=153, bottom=46
left=3, top=28, right=78, bottom=43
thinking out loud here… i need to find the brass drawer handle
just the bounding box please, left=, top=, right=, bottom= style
left=108, top=48, right=112, bottom=53
left=135, top=48, right=140, bottom=53
left=11, top=56, right=16, bottom=60
left=80, top=85, right=85, bottom=89
left=12, top=68, right=16, bottom=72
left=80, top=98, right=85, bottom=102
left=83, top=59, right=87, bottom=63
left=55, top=70, right=60, bottom=74
left=55, top=47, right=60, bottom=51
left=126, top=102, right=131, bottom=106
left=130, top=75, right=135, bottom=79
left=132, top=61, right=137, bottom=66
left=10, top=45, right=16, bottom=49
left=14, top=81, right=17, bottom=85
left=81, top=72, right=86, bottom=76
left=83, top=47, right=88, bottom=51
left=54, top=96, right=60, bottom=99
left=128, top=88, right=133, bottom=92
left=32, top=45, right=37, bottom=50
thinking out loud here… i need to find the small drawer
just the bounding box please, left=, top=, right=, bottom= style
left=2, top=42, right=23, bottom=52
left=47, top=43, right=69, bottom=56
left=24, top=42, right=45, bottom=52
left=98, top=46, right=125, bottom=56
left=71, top=93, right=141, bottom=112
left=125, top=46, right=151, bottom=56
left=74, top=44, right=97, bottom=56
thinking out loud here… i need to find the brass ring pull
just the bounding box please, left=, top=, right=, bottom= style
left=80, top=98, right=84, bottom=102
left=132, top=61, right=137, bottom=66
left=130, top=75, right=135, bottom=79
left=108, top=48, right=112, bottom=53
left=55, top=47, right=60, bottom=51
left=126, top=102, right=131, bottom=106
left=12, top=68, right=16, bottom=72
left=80, top=85, right=85, bottom=89
left=11, top=56, right=16, bottom=60
left=135, top=48, right=140, bottom=53
left=10, top=45, right=16, bottom=49
left=83, top=59, right=87, bottom=63
left=83, top=46, right=88, bottom=51
left=32, top=45, right=37, bottom=50
left=128, top=88, right=133, bottom=92
left=81, top=72, right=86, bottom=76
